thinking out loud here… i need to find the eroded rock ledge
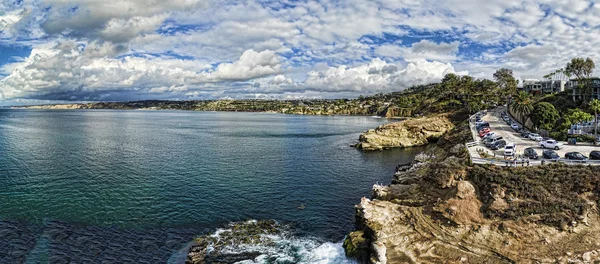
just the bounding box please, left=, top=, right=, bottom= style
left=345, top=123, right=600, bottom=263
left=356, top=115, right=454, bottom=151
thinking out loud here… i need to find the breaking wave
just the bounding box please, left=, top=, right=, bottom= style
left=182, top=220, right=357, bottom=264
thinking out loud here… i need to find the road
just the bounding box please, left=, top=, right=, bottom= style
left=479, top=107, right=600, bottom=159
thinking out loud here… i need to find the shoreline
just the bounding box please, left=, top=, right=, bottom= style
left=9, top=106, right=409, bottom=120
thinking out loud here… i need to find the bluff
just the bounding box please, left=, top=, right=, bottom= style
left=356, top=115, right=454, bottom=151
left=345, top=122, right=600, bottom=263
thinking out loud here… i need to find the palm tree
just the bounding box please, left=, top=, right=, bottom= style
left=590, top=99, right=600, bottom=144
left=510, top=91, right=534, bottom=126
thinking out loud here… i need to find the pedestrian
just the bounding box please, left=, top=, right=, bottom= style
left=541, top=159, right=545, bottom=166
left=527, top=159, right=530, bottom=166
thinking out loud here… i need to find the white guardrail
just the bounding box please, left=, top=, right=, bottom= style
left=466, top=110, right=600, bottom=167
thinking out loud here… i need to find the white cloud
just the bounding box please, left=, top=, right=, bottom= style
left=1, top=0, right=600, bottom=102
left=0, top=43, right=281, bottom=100
left=375, top=40, right=460, bottom=62
left=302, top=58, right=467, bottom=93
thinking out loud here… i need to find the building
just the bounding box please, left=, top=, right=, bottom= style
left=570, top=77, right=600, bottom=101
left=522, top=80, right=566, bottom=95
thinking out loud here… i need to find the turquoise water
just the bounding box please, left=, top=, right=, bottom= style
left=0, top=110, right=421, bottom=263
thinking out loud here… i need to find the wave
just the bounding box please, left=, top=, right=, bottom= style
left=181, top=220, right=357, bottom=264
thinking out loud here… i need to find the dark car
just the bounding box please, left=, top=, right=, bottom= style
left=523, top=148, right=539, bottom=159
left=590, top=151, right=600, bottom=160
left=520, top=131, right=531, bottom=138
left=476, top=122, right=490, bottom=130
left=542, top=150, right=560, bottom=160
left=564, top=152, right=588, bottom=161
left=490, top=140, right=506, bottom=150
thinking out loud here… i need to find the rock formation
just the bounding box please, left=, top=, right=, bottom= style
left=345, top=123, right=600, bottom=263
left=356, top=115, right=455, bottom=151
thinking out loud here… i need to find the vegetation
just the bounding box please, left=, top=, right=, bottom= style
left=28, top=72, right=515, bottom=118
left=590, top=99, right=600, bottom=144
left=510, top=91, right=534, bottom=124
left=565, top=57, right=596, bottom=102
left=469, top=164, right=600, bottom=229
left=530, top=102, right=559, bottom=131
left=493, top=68, right=518, bottom=107
left=515, top=57, right=599, bottom=140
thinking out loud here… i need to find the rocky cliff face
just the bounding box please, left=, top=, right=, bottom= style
left=356, top=115, right=454, bottom=151
left=345, top=124, right=600, bottom=263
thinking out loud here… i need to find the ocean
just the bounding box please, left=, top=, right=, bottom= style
left=0, top=109, right=421, bottom=263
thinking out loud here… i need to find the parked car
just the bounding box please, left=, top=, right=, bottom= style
left=520, top=131, right=531, bottom=138
left=484, top=136, right=503, bottom=147
left=542, top=150, right=560, bottom=160
left=504, top=143, right=516, bottom=156
left=490, top=140, right=507, bottom=150
left=479, top=129, right=492, bottom=137
left=482, top=132, right=497, bottom=140
left=476, top=122, right=490, bottom=130
left=510, top=123, right=520, bottom=130
left=590, top=151, right=600, bottom=160
left=539, top=139, right=564, bottom=150
left=528, top=133, right=543, bottom=141
left=523, top=147, right=539, bottom=159
left=564, top=152, right=588, bottom=162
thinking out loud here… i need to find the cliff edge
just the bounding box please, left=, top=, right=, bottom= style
left=346, top=122, right=600, bottom=263
left=356, top=115, right=454, bottom=151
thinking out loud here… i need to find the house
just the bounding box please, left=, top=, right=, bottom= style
left=570, top=77, right=600, bottom=101
left=523, top=80, right=566, bottom=95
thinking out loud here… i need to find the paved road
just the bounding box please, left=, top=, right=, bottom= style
left=479, top=107, right=600, bottom=159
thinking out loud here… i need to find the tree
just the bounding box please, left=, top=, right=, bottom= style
left=510, top=91, right=534, bottom=124
left=590, top=99, right=600, bottom=144
left=530, top=102, right=559, bottom=131
left=493, top=68, right=518, bottom=107
left=564, top=109, right=593, bottom=126
left=564, top=57, right=595, bottom=102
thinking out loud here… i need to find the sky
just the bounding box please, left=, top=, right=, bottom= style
left=0, top=0, right=599, bottom=105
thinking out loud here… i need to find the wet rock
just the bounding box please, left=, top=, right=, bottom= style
left=186, top=220, right=281, bottom=264
left=343, top=231, right=369, bottom=262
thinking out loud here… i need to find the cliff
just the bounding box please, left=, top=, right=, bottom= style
left=21, top=104, right=85, bottom=109
left=345, top=122, right=600, bottom=263
left=356, top=115, right=454, bottom=151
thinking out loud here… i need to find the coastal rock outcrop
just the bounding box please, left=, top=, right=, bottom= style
left=346, top=122, right=600, bottom=263
left=356, top=115, right=454, bottom=151
left=186, top=220, right=281, bottom=264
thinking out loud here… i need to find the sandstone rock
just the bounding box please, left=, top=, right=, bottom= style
left=356, top=115, right=454, bottom=151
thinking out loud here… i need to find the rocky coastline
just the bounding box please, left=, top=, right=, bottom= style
left=355, top=115, right=454, bottom=151
left=344, top=121, right=600, bottom=263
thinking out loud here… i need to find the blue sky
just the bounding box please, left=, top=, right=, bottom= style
left=0, top=0, right=599, bottom=105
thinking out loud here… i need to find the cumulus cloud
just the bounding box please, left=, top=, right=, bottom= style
left=1, top=0, right=600, bottom=102
left=375, top=40, right=460, bottom=62
left=302, top=58, right=467, bottom=93
left=0, top=44, right=281, bottom=100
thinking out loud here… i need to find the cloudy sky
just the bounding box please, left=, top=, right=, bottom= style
left=0, top=0, right=598, bottom=105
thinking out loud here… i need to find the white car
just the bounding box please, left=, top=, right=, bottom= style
left=482, top=132, right=497, bottom=139
left=504, top=143, right=516, bottom=156
left=528, top=133, right=543, bottom=141
left=510, top=123, right=520, bottom=130
left=539, top=139, right=564, bottom=150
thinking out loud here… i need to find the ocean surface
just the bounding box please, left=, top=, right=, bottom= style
left=0, top=109, right=422, bottom=263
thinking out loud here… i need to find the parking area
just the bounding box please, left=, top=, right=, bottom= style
left=468, top=106, right=600, bottom=164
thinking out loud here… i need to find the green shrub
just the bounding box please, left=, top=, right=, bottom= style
left=468, top=164, right=600, bottom=229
